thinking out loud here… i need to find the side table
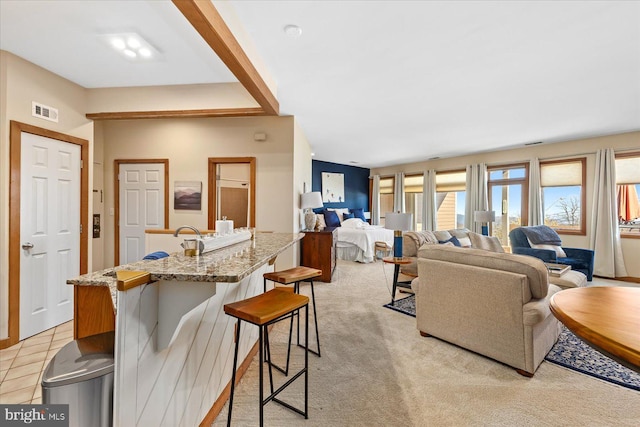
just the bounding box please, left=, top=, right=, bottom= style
left=383, top=257, right=414, bottom=305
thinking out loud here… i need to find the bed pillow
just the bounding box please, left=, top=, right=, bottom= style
left=349, top=208, right=366, bottom=221
left=327, top=208, right=350, bottom=223
left=343, top=212, right=355, bottom=220
left=323, top=210, right=341, bottom=227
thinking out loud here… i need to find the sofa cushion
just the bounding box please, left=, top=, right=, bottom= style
left=526, top=238, right=567, bottom=257
left=417, top=245, right=549, bottom=299
left=433, top=230, right=452, bottom=241
left=403, top=231, right=438, bottom=257
left=468, top=232, right=505, bottom=253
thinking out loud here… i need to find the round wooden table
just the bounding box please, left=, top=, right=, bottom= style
left=383, top=257, right=413, bottom=305
left=549, top=286, right=640, bottom=373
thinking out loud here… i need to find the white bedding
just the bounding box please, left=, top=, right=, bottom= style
left=335, top=219, right=395, bottom=263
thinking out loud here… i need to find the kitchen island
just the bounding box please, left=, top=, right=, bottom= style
left=67, top=232, right=303, bottom=426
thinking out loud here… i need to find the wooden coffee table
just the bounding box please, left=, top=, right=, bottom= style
left=549, top=286, right=640, bottom=373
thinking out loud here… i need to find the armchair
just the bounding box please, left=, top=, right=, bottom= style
left=509, top=226, right=594, bottom=281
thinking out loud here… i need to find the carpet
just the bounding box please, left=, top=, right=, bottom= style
left=383, top=292, right=640, bottom=391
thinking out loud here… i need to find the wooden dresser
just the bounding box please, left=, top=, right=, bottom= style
left=300, top=227, right=337, bottom=282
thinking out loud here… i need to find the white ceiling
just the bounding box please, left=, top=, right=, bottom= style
left=1, top=1, right=639, bottom=168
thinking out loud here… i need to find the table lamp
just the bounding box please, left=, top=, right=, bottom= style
left=474, top=210, right=495, bottom=236
left=301, top=191, right=324, bottom=230
left=384, top=212, right=413, bottom=259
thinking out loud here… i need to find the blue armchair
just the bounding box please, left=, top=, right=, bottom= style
left=509, top=226, right=594, bottom=281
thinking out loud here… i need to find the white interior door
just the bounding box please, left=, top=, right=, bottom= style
left=119, top=163, right=165, bottom=264
left=20, top=133, right=80, bottom=340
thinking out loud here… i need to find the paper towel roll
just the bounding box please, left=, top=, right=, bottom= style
left=216, top=220, right=234, bottom=234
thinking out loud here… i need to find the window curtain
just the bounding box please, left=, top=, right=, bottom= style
left=393, top=172, right=405, bottom=213
left=371, top=175, right=381, bottom=225
left=464, top=163, right=488, bottom=233
left=590, top=148, right=627, bottom=277
left=528, top=157, right=543, bottom=226
left=423, top=169, right=437, bottom=231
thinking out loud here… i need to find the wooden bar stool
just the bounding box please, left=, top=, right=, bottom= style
left=263, top=266, right=322, bottom=372
left=224, top=288, right=310, bottom=426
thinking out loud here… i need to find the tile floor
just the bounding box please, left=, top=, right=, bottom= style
left=0, top=321, right=74, bottom=404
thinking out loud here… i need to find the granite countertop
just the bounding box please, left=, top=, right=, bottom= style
left=67, top=232, right=304, bottom=309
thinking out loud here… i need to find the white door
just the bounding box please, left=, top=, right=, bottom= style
left=20, top=133, right=80, bottom=340
left=119, top=163, right=165, bottom=264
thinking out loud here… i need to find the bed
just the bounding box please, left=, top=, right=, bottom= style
left=334, top=218, right=395, bottom=263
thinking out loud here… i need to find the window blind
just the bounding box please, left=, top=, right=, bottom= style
left=436, top=171, right=466, bottom=192
left=540, top=161, right=582, bottom=187
left=615, top=157, right=640, bottom=184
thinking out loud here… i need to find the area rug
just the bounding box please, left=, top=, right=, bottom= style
left=545, top=326, right=640, bottom=391
left=383, top=294, right=640, bottom=391
left=382, top=294, right=416, bottom=317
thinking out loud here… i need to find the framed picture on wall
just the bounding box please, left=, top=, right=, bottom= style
left=174, top=181, right=202, bottom=210
left=321, top=172, right=345, bottom=202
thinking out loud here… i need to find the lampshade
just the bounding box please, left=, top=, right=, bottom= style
left=300, top=191, right=323, bottom=210
left=384, top=212, right=413, bottom=231
left=474, top=210, right=496, bottom=223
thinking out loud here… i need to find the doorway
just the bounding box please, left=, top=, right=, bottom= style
left=114, top=160, right=169, bottom=265
left=207, top=157, right=256, bottom=229
left=5, top=121, right=89, bottom=348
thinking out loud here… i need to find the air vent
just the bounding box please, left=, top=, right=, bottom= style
left=32, top=102, right=59, bottom=123
left=525, top=141, right=543, bottom=146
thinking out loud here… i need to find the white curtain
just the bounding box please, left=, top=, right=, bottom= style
left=393, top=172, right=405, bottom=213
left=464, top=163, right=488, bottom=234
left=528, top=157, right=543, bottom=226
left=423, top=169, right=437, bottom=231
left=371, top=175, right=381, bottom=225
left=590, top=148, right=627, bottom=277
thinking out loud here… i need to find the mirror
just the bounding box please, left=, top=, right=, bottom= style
left=208, top=157, right=256, bottom=230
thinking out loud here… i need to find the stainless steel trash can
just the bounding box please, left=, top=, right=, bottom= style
left=42, top=331, right=115, bottom=427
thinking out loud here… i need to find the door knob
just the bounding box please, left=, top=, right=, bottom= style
left=22, top=242, right=34, bottom=250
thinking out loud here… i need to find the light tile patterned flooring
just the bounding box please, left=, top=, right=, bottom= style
left=0, top=321, right=74, bottom=404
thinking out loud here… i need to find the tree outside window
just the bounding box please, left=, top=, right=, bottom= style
left=540, top=158, right=586, bottom=235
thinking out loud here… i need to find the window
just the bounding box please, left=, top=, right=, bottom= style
left=488, top=164, right=528, bottom=245
left=615, top=153, right=640, bottom=238
left=540, top=158, right=586, bottom=235
left=379, top=176, right=394, bottom=227
left=404, top=174, right=424, bottom=231
left=435, top=170, right=466, bottom=230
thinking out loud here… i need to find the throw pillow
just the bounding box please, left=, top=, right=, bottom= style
left=316, top=213, right=326, bottom=229
left=438, top=236, right=461, bottom=246
left=323, top=210, right=341, bottom=227
left=527, top=239, right=567, bottom=258
left=349, top=208, right=366, bottom=221
left=343, top=212, right=355, bottom=220
left=468, top=232, right=505, bottom=253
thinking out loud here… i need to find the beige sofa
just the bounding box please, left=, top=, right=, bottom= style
left=401, top=229, right=503, bottom=276
left=414, top=244, right=562, bottom=376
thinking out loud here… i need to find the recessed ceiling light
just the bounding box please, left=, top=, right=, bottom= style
left=99, top=32, right=160, bottom=61
left=284, top=24, right=302, bottom=38
left=311, top=152, right=315, bottom=157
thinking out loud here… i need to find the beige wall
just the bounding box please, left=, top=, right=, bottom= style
left=86, top=82, right=258, bottom=113
left=0, top=51, right=94, bottom=339
left=100, top=115, right=302, bottom=269
left=372, top=131, right=640, bottom=278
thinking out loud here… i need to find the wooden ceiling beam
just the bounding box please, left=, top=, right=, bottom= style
left=172, top=0, right=279, bottom=116
left=86, top=107, right=268, bottom=120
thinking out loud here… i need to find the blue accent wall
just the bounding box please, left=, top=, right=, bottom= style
left=312, top=160, right=370, bottom=212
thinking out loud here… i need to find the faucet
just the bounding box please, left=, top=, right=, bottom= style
left=173, top=225, right=202, bottom=238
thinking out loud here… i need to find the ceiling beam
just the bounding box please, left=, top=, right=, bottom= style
left=172, top=0, right=279, bottom=116
left=86, top=107, right=268, bottom=120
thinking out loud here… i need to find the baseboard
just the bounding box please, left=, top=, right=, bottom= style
left=594, top=275, right=640, bottom=284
